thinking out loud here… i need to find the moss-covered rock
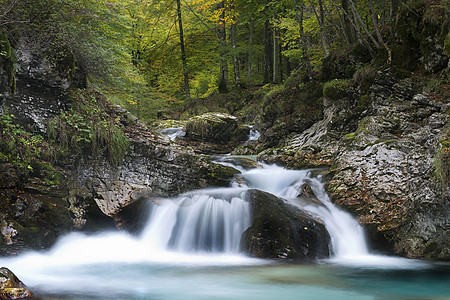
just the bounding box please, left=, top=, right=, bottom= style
left=241, top=189, right=330, bottom=260
left=0, top=32, right=16, bottom=96
left=0, top=175, right=74, bottom=255
left=185, top=112, right=247, bottom=145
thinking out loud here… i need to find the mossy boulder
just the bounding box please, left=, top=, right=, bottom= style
left=0, top=179, right=74, bottom=255
left=241, top=189, right=330, bottom=260
left=185, top=112, right=248, bottom=145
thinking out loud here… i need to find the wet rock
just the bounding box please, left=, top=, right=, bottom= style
left=275, top=69, right=450, bottom=259
left=0, top=177, right=74, bottom=255
left=241, top=189, right=330, bottom=260
left=0, top=165, right=19, bottom=189
left=0, top=267, right=35, bottom=299
left=4, top=78, right=69, bottom=133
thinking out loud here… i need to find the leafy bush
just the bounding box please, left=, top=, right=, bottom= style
left=323, top=79, right=351, bottom=100
left=47, top=89, right=129, bottom=164
left=0, top=112, right=60, bottom=180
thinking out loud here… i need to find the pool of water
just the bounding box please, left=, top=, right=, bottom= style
left=2, top=160, right=448, bottom=300
left=3, top=257, right=448, bottom=300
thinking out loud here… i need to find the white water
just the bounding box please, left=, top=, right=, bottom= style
left=244, top=125, right=261, bottom=142
left=141, top=188, right=251, bottom=253
left=0, top=158, right=431, bottom=299
left=236, top=165, right=370, bottom=258
left=157, top=127, right=186, bottom=141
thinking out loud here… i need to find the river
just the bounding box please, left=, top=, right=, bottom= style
left=0, top=156, right=449, bottom=299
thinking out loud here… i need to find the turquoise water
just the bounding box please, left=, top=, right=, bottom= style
left=15, top=260, right=449, bottom=300
left=2, top=160, right=448, bottom=299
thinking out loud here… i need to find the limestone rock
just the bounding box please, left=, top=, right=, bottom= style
left=241, top=189, right=330, bottom=260
left=272, top=69, right=450, bottom=259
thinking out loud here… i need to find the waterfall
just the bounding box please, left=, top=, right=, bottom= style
left=0, top=156, right=427, bottom=298
left=140, top=188, right=250, bottom=253
left=235, top=164, right=370, bottom=258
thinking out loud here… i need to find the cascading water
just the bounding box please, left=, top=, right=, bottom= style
left=141, top=188, right=250, bottom=253
left=244, top=125, right=261, bottom=142
left=0, top=157, right=438, bottom=300
left=157, top=127, right=186, bottom=141
left=234, top=163, right=370, bottom=258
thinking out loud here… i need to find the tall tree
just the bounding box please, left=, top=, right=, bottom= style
left=217, top=0, right=229, bottom=93
left=246, top=15, right=254, bottom=86
left=230, top=2, right=241, bottom=87
left=176, top=0, right=191, bottom=98
left=292, top=0, right=311, bottom=73
left=341, top=0, right=355, bottom=44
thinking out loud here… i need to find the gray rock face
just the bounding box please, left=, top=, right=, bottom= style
left=241, top=189, right=330, bottom=260
left=16, top=40, right=74, bottom=91
left=4, top=78, right=69, bottom=133
left=67, top=121, right=239, bottom=227
left=280, top=70, right=449, bottom=259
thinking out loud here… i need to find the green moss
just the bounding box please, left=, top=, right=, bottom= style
left=204, top=161, right=240, bottom=186
left=345, top=133, right=357, bottom=139
left=433, top=124, right=450, bottom=188
left=0, top=32, right=12, bottom=59
left=323, top=79, right=351, bottom=100
left=353, top=66, right=376, bottom=94
left=0, top=112, right=61, bottom=178
left=0, top=32, right=16, bottom=95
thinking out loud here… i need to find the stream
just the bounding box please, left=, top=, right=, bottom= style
left=0, top=156, right=449, bottom=299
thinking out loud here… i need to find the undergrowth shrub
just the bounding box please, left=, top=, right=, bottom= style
left=47, top=89, right=129, bottom=164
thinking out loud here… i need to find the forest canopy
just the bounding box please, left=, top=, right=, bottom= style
left=1, top=0, right=449, bottom=120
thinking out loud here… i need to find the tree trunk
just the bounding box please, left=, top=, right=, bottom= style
left=349, top=0, right=380, bottom=48
left=390, top=0, right=399, bottom=21
left=273, top=13, right=280, bottom=83
left=176, top=0, right=190, bottom=99
left=230, top=7, right=241, bottom=87
left=218, top=1, right=228, bottom=93
left=369, top=0, right=392, bottom=64
left=341, top=0, right=355, bottom=44
left=263, top=17, right=272, bottom=84
left=246, top=17, right=254, bottom=86
left=318, top=0, right=329, bottom=56
left=292, top=0, right=311, bottom=73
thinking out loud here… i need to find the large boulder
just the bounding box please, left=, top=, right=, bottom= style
left=184, top=112, right=248, bottom=145
left=241, top=189, right=330, bottom=260
left=0, top=267, right=35, bottom=299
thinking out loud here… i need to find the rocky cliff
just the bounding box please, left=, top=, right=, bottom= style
left=276, top=70, right=449, bottom=259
